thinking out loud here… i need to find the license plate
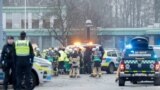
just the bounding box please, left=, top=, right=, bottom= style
left=134, top=73, right=146, bottom=76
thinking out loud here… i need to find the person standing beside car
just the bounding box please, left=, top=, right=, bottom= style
left=0, top=36, right=16, bottom=90
left=14, top=31, right=34, bottom=90
left=83, top=47, right=92, bottom=74
left=90, top=48, right=102, bottom=77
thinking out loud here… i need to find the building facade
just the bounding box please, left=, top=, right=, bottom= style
left=3, top=7, right=62, bottom=49
left=98, top=28, right=160, bottom=50
left=2, top=7, right=160, bottom=50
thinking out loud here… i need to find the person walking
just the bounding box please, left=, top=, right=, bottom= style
left=14, top=31, right=34, bottom=90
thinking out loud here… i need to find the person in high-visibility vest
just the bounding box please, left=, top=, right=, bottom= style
left=14, top=31, right=34, bottom=90
left=58, top=48, right=66, bottom=74
left=64, top=49, right=71, bottom=74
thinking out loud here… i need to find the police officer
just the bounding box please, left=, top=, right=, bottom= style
left=58, top=48, right=66, bottom=74
left=15, top=31, right=34, bottom=90
left=1, top=36, right=16, bottom=90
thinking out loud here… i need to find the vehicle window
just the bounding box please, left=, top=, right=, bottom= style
left=124, top=49, right=155, bottom=59
left=107, top=51, right=112, bottom=57
left=117, top=52, right=122, bottom=57
left=112, top=51, right=117, bottom=57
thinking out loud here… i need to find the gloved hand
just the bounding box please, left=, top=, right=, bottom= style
left=1, top=61, right=7, bottom=72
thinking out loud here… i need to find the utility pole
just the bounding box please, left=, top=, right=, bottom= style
left=0, top=0, right=3, bottom=48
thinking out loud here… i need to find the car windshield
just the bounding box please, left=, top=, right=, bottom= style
left=124, top=49, right=155, bottom=59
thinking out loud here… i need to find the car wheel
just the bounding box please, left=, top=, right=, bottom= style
left=131, top=81, right=137, bottom=84
left=30, top=72, right=38, bottom=89
left=107, top=63, right=115, bottom=74
left=21, top=72, right=38, bottom=89
left=119, top=77, right=125, bottom=86
left=154, top=76, right=160, bottom=86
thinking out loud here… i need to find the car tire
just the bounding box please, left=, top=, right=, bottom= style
left=154, top=76, right=160, bottom=86
left=30, top=71, right=38, bottom=89
left=131, top=81, right=137, bottom=84
left=21, top=72, right=38, bottom=89
left=119, top=77, right=125, bottom=86
left=107, top=63, right=115, bottom=74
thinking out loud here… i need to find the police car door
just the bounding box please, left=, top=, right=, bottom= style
left=105, top=51, right=118, bottom=67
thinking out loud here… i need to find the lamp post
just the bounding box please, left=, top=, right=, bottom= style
left=0, top=0, right=3, bottom=48
left=85, top=19, right=92, bottom=43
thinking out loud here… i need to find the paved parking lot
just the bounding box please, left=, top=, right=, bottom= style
left=35, top=74, right=160, bottom=90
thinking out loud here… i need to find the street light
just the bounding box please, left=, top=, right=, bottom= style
left=85, top=19, right=93, bottom=43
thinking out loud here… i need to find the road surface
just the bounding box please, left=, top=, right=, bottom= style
left=35, top=74, right=160, bottom=90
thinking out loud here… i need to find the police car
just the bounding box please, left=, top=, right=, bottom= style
left=101, top=49, right=122, bottom=74
left=119, top=37, right=160, bottom=86
left=0, top=55, right=53, bottom=89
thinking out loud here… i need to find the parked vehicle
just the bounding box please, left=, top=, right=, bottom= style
left=101, top=49, right=122, bottom=74
left=0, top=50, right=53, bottom=88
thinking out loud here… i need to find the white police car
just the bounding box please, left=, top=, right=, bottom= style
left=0, top=55, right=53, bottom=89
left=101, top=49, right=122, bottom=74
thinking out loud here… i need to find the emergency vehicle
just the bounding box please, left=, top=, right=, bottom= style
left=119, top=37, right=160, bottom=86
left=0, top=55, right=53, bottom=89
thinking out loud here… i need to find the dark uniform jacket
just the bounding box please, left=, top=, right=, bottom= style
left=0, top=43, right=15, bottom=69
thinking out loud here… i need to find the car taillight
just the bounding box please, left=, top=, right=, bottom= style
left=154, top=62, right=160, bottom=71
left=120, top=60, right=125, bottom=71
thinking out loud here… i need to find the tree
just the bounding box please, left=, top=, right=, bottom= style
left=44, top=0, right=86, bottom=46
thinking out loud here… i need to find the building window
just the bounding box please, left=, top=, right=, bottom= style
left=6, top=19, right=12, bottom=29
left=43, top=19, right=50, bottom=29
left=54, top=19, right=61, bottom=29
left=32, top=13, right=40, bottom=29
left=21, top=19, right=28, bottom=29
left=12, top=13, right=21, bottom=29
left=6, top=13, right=12, bottom=29
left=32, top=19, right=39, bottom=29
left=21, top=13, right=28, bottom=29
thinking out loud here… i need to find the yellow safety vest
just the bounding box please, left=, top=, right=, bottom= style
left=58, top=51, right=65, bottom=62
left=15, top=40, right=30, bottom=56
left=64, top=53, right=69, bottom=62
